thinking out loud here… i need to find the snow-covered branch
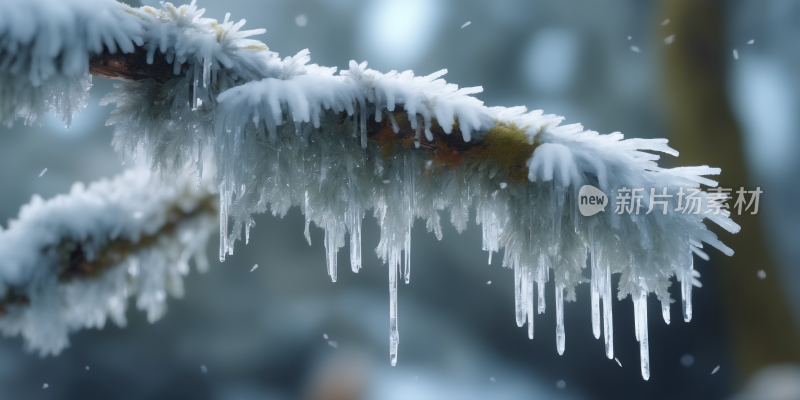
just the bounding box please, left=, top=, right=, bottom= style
left=0, top=0, right=741, bottom=379
left=0, top=169, right=215, bottom=356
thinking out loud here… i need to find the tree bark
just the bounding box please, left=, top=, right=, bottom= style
left=660, top=0, right=800, bottom=382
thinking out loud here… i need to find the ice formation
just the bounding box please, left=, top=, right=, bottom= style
left=0, top=0, right=740, bottom=378
left=0, top=168, right=215, bottom=356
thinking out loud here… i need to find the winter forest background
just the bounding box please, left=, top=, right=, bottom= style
left=1, top=0, right=800, bottom=399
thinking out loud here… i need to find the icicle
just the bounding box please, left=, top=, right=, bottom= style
left=389, top=241, right=399, bottom=366
left=417, top=115, right=430, bottom=142
left=219, top=180, right=228, bottom=262
left=388, top=112, right=400, bottom=133
left=636, top=290, right=650, bottom=380
left=526, top=265, right=534, bottom=339
left=404, top=221, right=411, bottom=284
left=360, top=103, right=368, bottom=148
left=556, top=282, right=565, bottom=355
left=662, top=301, right=670, bottom=325
left=590, top=248, right=601, bottom=339
left=403, top=155, right=413, bottom=284
left=481, top=209, right=500, bottom=265
left=347, top=173, right=362, bottom=272
left=351, top=111, right=358, bottom=139
left=537, top=263, right=547, bottom=314
left=195, top=145, right=203, bottom=189
left=304, top=191, right=312, bottom=245
left=682, top=259, right=693, bottom=322
left=245, top=217, right=252, bottom=245
left=514, top=260, right=525, bottom=327
left=203, top=59, right=211, bottom=88
left=634, top=292, right=640, bottom=342
left=602, top=262, right=614, bottom=359
left=324, top=228, right=338, bottom=282
left=349, top=204, right=362, bottom=273
left=551, top=184, right=564, bottom=257
left=192, top=65, right=199, bottom=110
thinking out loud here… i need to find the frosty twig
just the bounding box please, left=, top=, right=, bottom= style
left=0, top=169, right=216, bottom=356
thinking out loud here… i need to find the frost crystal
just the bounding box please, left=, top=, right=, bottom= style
left=0, top=0, right=741, bottom=379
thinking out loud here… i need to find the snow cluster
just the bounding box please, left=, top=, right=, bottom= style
left=0, top=0, right=740, bottom=378
left=0, top=168, right=214, bottom=356
left=0, top=0, right=140, bottom=127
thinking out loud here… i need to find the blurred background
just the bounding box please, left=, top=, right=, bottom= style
left=1, top=0, right=799, bottom=399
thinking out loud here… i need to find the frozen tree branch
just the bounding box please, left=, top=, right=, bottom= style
left=0, top=0, right=741, bottom=379
left=0, top=169, right=216, bottom=356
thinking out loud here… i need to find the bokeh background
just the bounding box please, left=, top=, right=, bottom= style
left=1, top=0, right=799, bottom=399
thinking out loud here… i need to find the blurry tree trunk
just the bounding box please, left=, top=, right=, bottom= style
left=660, top=0, right=800, bottom=382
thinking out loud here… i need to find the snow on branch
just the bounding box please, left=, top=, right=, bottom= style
left=0, top=169, right=215, bottom=356
left=0, top=0, right=741, bottom=379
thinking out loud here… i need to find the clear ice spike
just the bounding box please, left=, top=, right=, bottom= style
left=219, top=180, right=228, bottom=262
left=682, top=259, right=694, bottom=322
left=662, top=301, right=670, bottom=325
left=590, top=250, right=601, bottom=339
left=196, top=145, right=203, bottom=189
left=515, top=263, right=525, bottom=327
left=602, top=263, right=614, bottom=359
left=404, top=220, right=411, bottom=284
left=350, top=209, right=362, bottom=273
left=636, top=290, right=651, bottom=380
left=537, top=264, right=547, bottom=314
left=556, top=282, right=565, bottom=355
left=304, top=191, right=312, bottom=246
left=324, top=228, right=338, bottom=282
left=389, top=244, right=399, bottom=366
left=527, top=266, right=534, bottom=339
